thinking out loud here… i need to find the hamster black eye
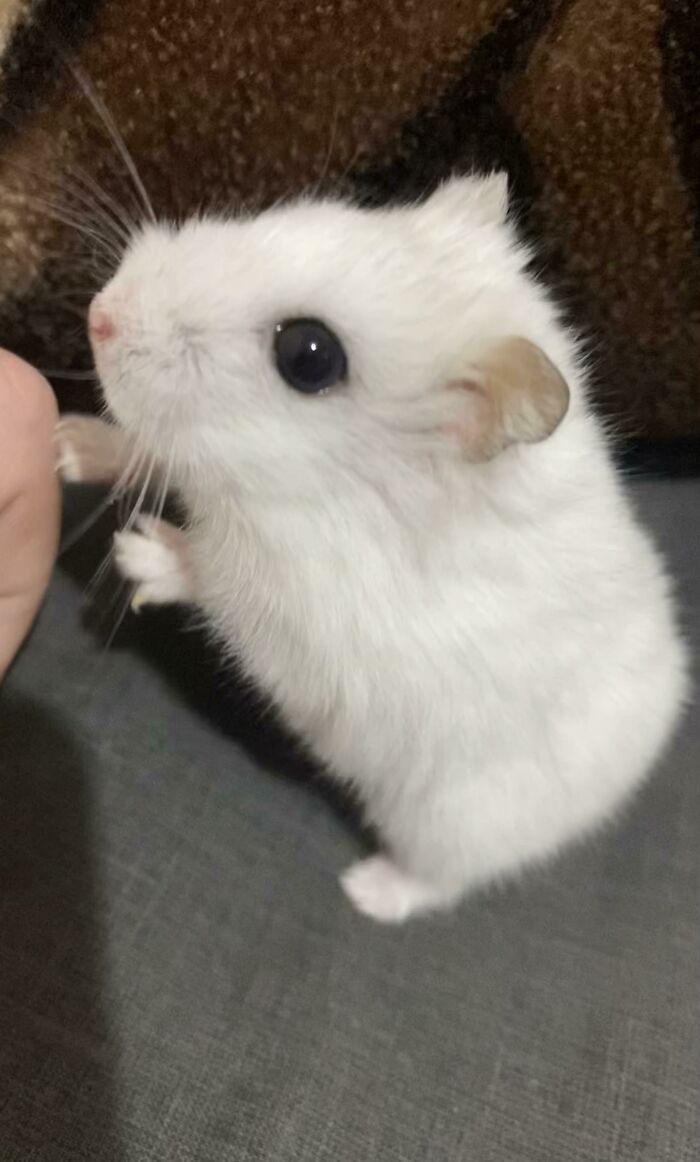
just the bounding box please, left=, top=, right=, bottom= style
left=273, top=318, right=347, bottom=394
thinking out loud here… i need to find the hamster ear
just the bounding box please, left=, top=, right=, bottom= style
left=423, top=172, right=509, bottom=228
left=446, top=337, right=570, bottom=462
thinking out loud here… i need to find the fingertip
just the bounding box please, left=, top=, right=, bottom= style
left=0, top=349, right=58, bottom=439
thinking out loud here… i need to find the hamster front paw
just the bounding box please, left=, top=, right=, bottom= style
left=113, top=516, right=194, bottom=610
left=55, top=414, right=131, bottom=485
left=340, top=856, right=451, bottom=924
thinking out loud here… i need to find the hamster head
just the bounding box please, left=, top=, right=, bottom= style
left=90, top=174, right=571, bottom=501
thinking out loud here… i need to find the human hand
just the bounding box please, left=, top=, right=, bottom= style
left=0, top=352, right=60, bottom=681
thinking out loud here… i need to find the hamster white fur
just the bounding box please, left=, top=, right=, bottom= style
left=58, top=175, right=689, bottom=922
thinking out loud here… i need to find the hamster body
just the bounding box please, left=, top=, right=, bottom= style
left=82, top=176, right=688, bottom=921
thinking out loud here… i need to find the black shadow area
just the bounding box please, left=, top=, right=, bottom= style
left=0, top=690, right=124, bottom=1161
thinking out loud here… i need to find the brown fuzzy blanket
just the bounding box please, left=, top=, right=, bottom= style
left=0, top=0, right=697, bottom=442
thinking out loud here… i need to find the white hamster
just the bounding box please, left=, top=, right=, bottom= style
left=58, top=175, right=689, bottom=922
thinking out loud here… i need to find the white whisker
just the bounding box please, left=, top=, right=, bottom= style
left=60, top=435, right=144, bottom=557
left=12, top=191, right=123, bottom=260
left=152, top=444, right=175, bottom=525
left=0, top=141, right=128, bottom=254
left=59, top=493, right=114, bottom=556
left=70, top=159, right=138, bottom=241
left=63, top=56, right=156, bottom=224
left=102, top=584, right=136, bottom=652
left=83, top=545, right=115, bottom=605
left=121, top=453, right=157, bottom=534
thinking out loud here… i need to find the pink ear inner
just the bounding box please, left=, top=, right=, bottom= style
left=447, top=338, right=570, bottom=462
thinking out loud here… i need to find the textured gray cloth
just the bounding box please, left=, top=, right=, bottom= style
left=1, top=479, right=698, bottom=1162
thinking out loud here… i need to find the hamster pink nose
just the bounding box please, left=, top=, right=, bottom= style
left=88, top=299, right=116, bottom=343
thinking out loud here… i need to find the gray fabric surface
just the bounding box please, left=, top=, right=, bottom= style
left=0, top=478, right=698, bottom=1162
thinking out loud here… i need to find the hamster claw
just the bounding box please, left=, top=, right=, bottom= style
left=130, top=587, right=146, bottom=613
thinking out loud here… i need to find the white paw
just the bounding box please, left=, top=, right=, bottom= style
left=340, top=856, right=445, bottom=924
left=113, top=517, right=192, bottom=609
left=55, top=415, right=126, bottom=485
left=55, top=421, right=85, bottom=483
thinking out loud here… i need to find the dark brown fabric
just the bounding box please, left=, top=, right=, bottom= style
left=0, top=0, right=697, bottom=439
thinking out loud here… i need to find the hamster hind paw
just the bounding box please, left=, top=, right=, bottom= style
left=340, top=856, right=451, bottom=924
